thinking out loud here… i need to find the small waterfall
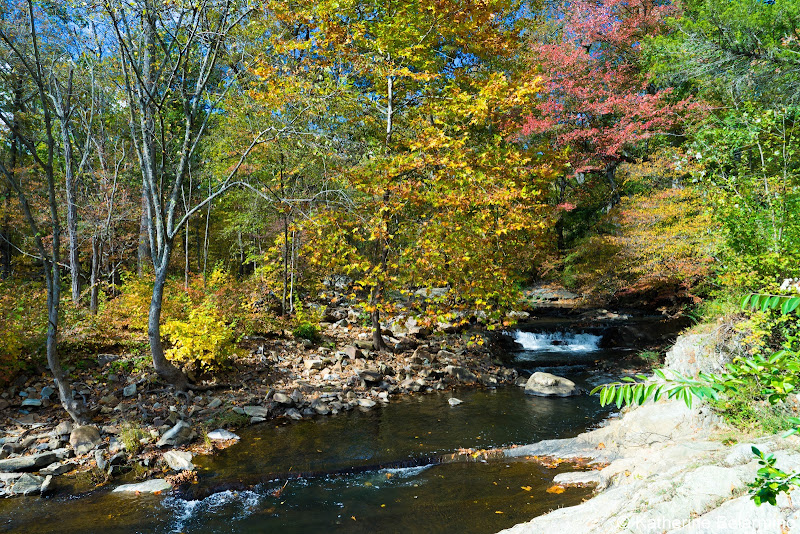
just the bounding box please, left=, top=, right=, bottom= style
left=513, top=331, right=601, bottom=353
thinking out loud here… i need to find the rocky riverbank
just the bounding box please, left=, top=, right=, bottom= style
left=0, top=317, right=519, bottom=497
left=501, top=331, right=800, bottom=534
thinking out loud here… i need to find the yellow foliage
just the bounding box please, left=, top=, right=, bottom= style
left=163, top=304, right=240, bottom=371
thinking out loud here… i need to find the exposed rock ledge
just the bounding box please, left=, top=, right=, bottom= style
left=501, top=332, right=800, bottom=534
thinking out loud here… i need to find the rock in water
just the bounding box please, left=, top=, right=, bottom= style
left=524, top=372, right=580, bottom=397
left=448, top=398, right=463, bottom=406
left=162, top=450, right=194, bottom=471
left=207, top=429, right=240, bottom=442
left=69, top=426, right=102, bottom=455
left=156, top=421, right=194, bottom=447
left=10, top=474, right=45, bottom=496
left=112, top=479, right=172, bottom=493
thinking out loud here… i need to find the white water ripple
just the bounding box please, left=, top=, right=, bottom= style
left=165, top=489, right=262, bottom=532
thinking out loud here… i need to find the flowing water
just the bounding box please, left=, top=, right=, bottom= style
left=0, top=320, right=669, bottom=534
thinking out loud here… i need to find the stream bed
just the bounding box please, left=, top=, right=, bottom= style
left=0, top=322, right=670, bottom=534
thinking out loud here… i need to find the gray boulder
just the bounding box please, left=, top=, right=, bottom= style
left=69, top=426, right=102, bottom=455
left=445, top=365, right=477, bottom=383
left=243, top=406, right=269, bottom=418
left=524, top=372, right=580, bottom=397
left=155, top=421, right=194, bottom=447
left=10, top=474, right=45, bottom=496
left=0, top=451, right=57, bottom=473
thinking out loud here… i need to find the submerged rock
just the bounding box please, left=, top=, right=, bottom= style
left=524, top=372, right=580, bottom=397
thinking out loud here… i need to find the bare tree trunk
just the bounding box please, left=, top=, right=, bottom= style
left=90, top=233, right=100, bottom=314
left=137, top=190, right=150, bottom=276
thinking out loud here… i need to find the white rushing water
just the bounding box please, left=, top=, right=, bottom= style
left=513, top=331, right=602, bottom=353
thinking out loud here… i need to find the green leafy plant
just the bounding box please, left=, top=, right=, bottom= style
left=292, top=322, right=319, bottom=341
left=749, top=446, right=800, bottom=506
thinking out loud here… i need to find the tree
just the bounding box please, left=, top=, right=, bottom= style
left=0, top=1, right=87, bottom=423
left=521, top=0, right=695, bottom=251
left=104, top=0, right=255, bottom=388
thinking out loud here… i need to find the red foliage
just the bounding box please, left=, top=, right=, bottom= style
left=522, top=0, right=696, bottom=176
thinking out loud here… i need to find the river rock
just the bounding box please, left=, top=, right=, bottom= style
left=39, top=462, right=73, bottom=476
left=304, top=359, right=325, bottom=370
left=524, top=372, right=580, bottom=397
left=112, top=479, right=172, bottom=493
left=10, top=473, right=45, bottom=496
left=207, top=429, right=240, bottom=442
left=285, top=408, right=303, bottom=420
left=156, top=421, right=194, bottom=447
left=273, top=392, right=293, bottom=405
left=357, top=398, right=377, bottom=409
left=355, top=369, right=382, bottom=383
left=69, top=426, right=102, bottom=455
left=21, top=398, right=42, bottom=407
left=163, top=450, right=194, bottom=471
left=207, top=397, right=223, bottom=409
left=243, top=406, right=269, bottom=418
left=445, top=365, right=477, bottom=383
left=94, top=450, right=107, bottom=471
left=552, top=471, right=607, bottom=488
left=123, top=384, right=137, bottom=397
left=54, top=421, right=73, bottom=437
left=0, top=451, right=58, bottom=473
left=448, top=398, right=463, bottom=406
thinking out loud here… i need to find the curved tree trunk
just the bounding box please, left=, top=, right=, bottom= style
left=149, top=249, right=188, bottom=390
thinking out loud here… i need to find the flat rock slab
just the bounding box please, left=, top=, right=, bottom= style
left=112, top=479, right=172, bottom=494
left=0, top=451, right=58, bottom=473
left=553, top=471, right=606, bottom=488
left=243, top=406, right=269, bottom=418
left=524, top=372, right=580, bottom=397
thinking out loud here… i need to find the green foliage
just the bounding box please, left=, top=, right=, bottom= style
left=750, top=447, right=800, bottom=506
left=292, top=322, right=319, bottom=341
left=119, top=422, right=147, bottom=455
left=0, top=281, right=47, bottom=385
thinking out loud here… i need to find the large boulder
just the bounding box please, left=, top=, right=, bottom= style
left=69, top=426, right=102, bottom=455
left=524, top=372, right=580, bottom=397
left=445, top=365, right=477, bottom=383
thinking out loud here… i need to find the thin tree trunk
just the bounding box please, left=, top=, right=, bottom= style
left=90, top=233, right=100, bottom=314
left=137, top=190, right=150, bottom=275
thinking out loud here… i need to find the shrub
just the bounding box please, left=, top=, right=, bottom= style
left=292, top=322, right=319, bottom=341
left=162, top=304, right=240, bottom=371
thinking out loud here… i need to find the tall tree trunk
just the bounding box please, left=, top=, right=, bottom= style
left=59, top=116, right=81, bottom=304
